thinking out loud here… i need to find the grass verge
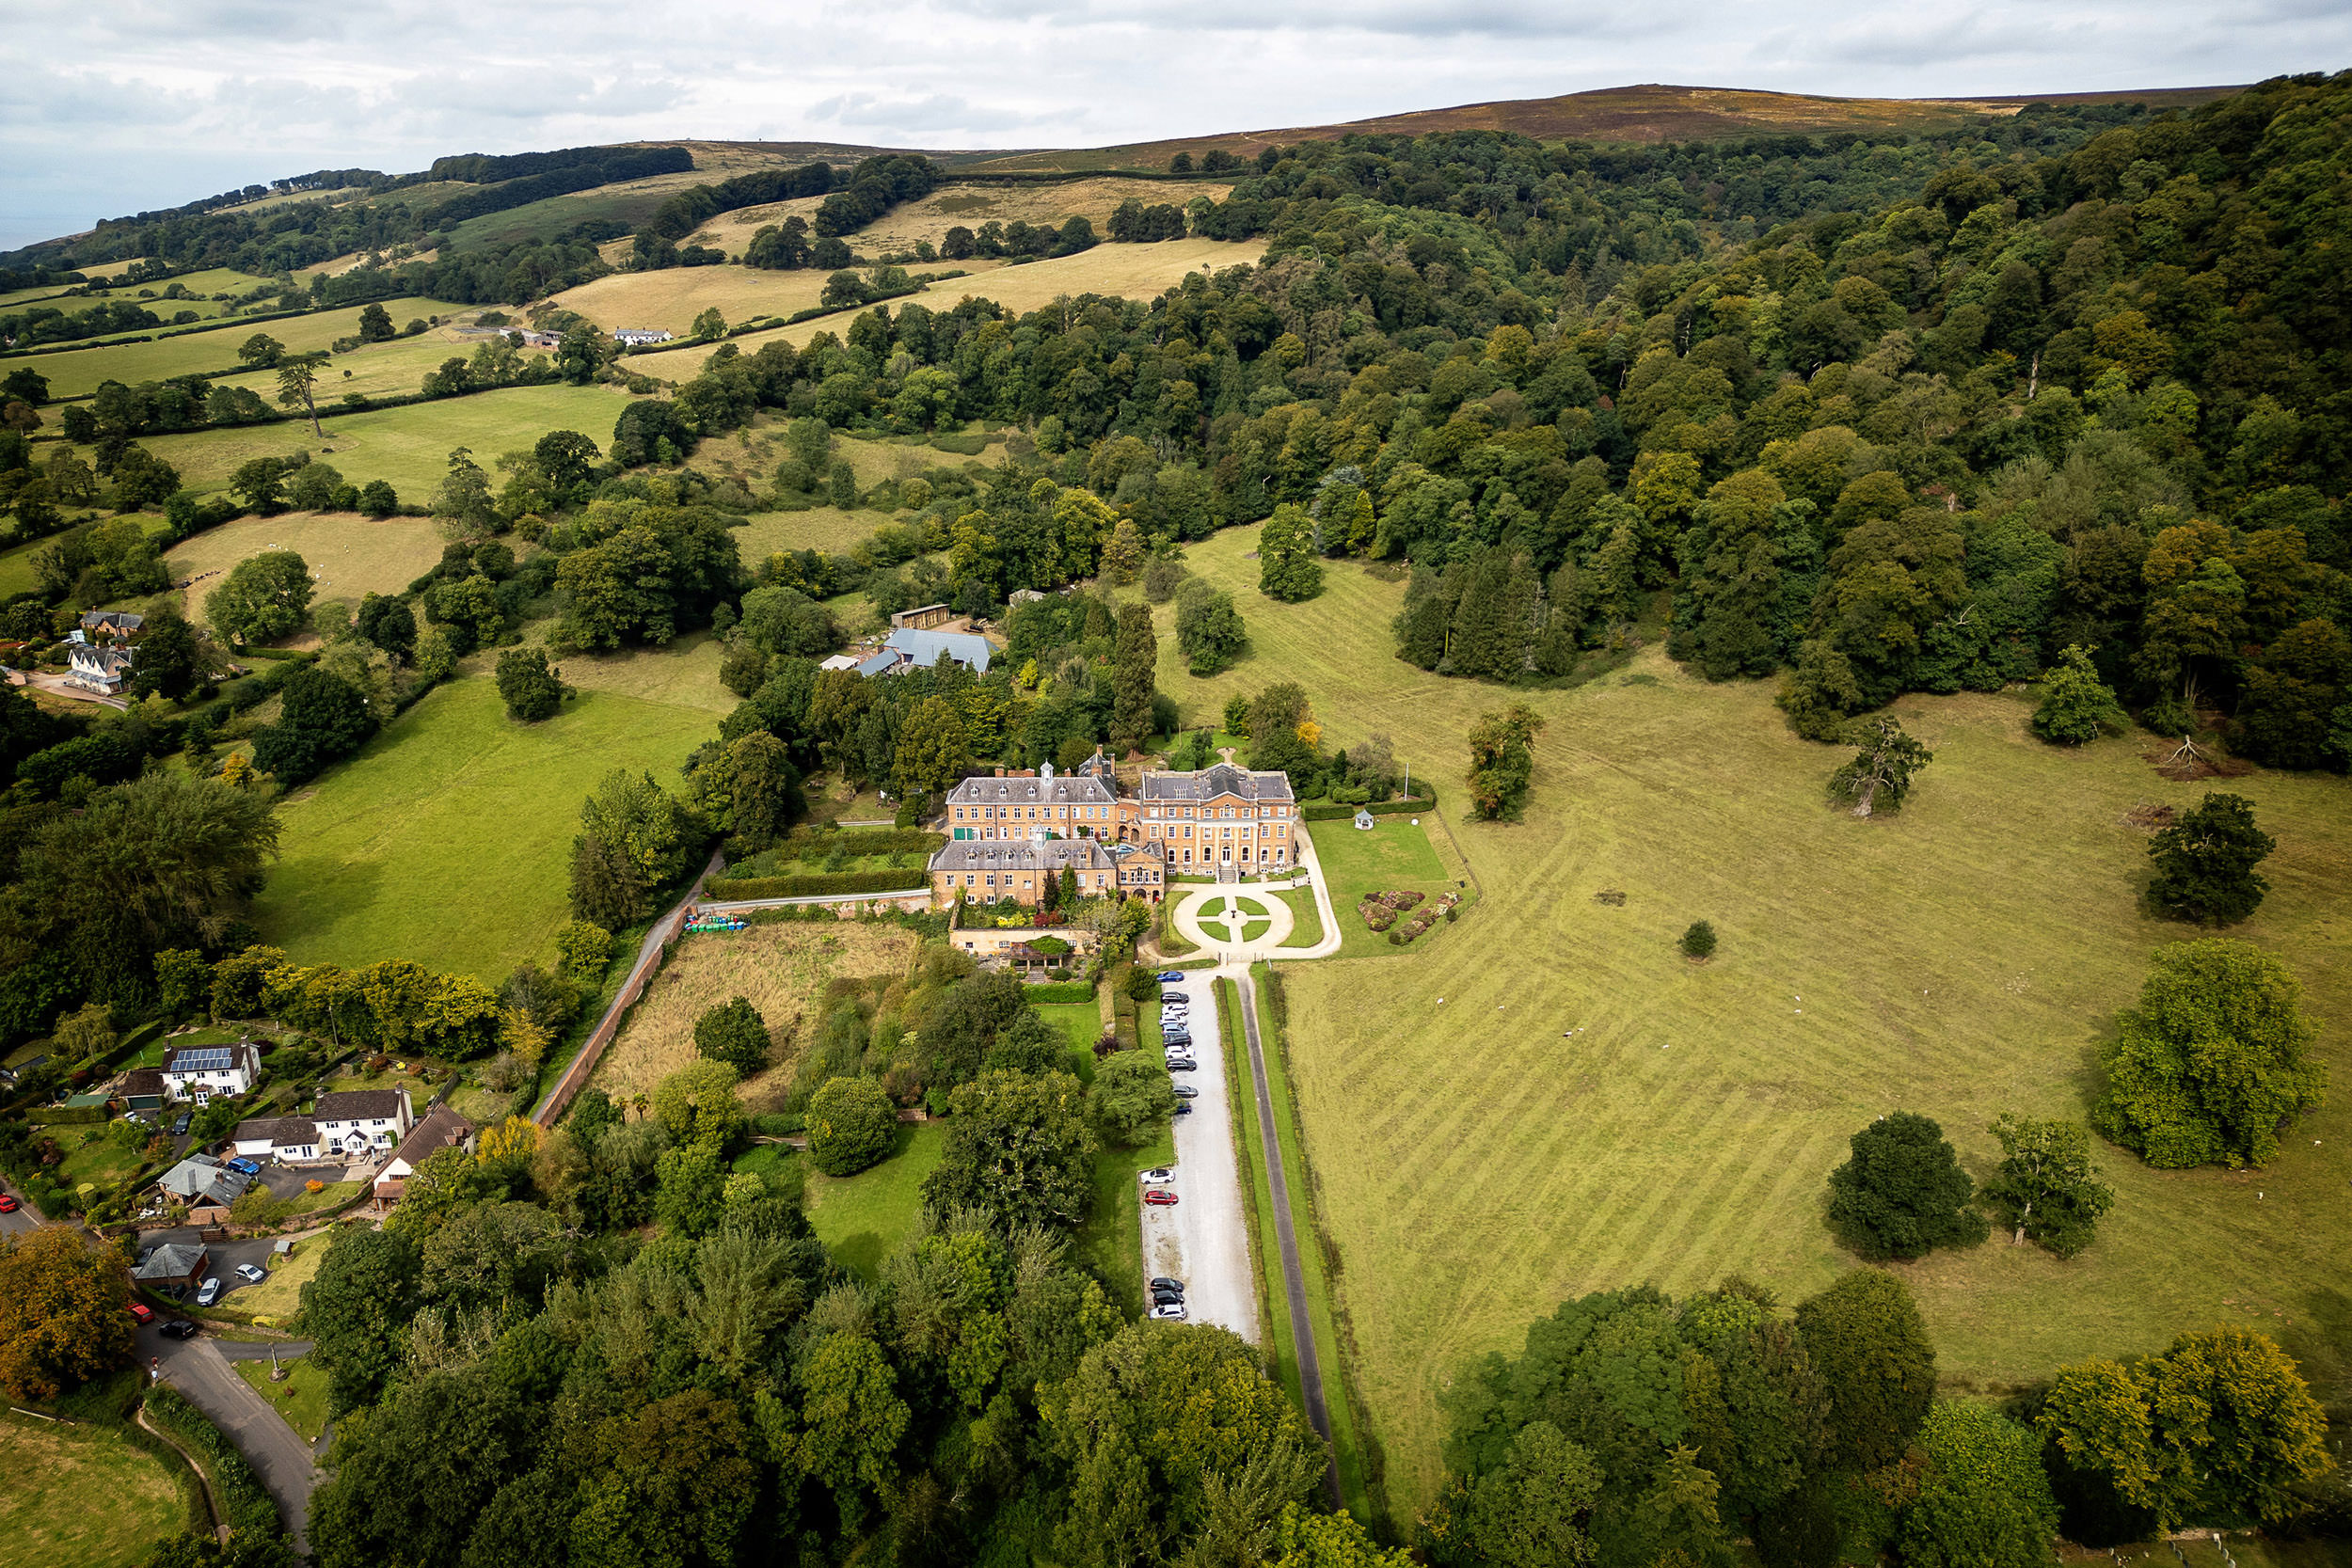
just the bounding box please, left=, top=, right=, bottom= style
left=0, top=1408, right=186, bottom=1568
left=1078, top=1116, right=1176, bottom=1318
left=232, top=1356, right=333, bottom=1444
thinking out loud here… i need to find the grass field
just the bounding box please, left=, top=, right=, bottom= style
left=539, top=629, right=737, bottom=715
left=734, top=505, right=895, bottom=561
left=591, top=920, right=921, bottom=1108
left=232, top=1356, right=333, bottom=1443
left=67, top=382, right=638, bottom=501
left=1305, top=818, right=1465, bottom=958
left=250, top=673, right=719, bottom=981
left=212, top=324, right=543, bottom=403
left=547, top=263, right=980, bottom=336
left=683, top=177, right=1236, bottom=260
left=804, top=1121, right=946, bottom=1280
left=1040, top=1001, right=1106, bottom=1074
left=165, top=511, right=444, bottom=632
left=27, top=297, right=475, bottom=398
left=0, top=1414, right=187, bottom=1568
left=1118, top=525, right=2352, bottom=1518
left=627, top=236, right=1259, bottom=379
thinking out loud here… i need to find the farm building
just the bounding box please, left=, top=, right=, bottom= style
left=612, top=327, right=675, bottom=346
left=854, top=627, right=997, bottom=677
left=890, top=603, right=955, bottom=630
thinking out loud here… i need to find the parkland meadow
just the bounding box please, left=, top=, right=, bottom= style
left=1141, top=525, right=2352, bottom=1519
left=249, top=673, right=716, bottom=981
left=163, top=510, right=445, bottom=631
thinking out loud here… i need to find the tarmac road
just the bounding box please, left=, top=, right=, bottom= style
left=1139, top=972, right=1258, bottom=1341
left=142, top=1323, right=323, bottom=1552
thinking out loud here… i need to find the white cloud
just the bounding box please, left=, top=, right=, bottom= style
left=2, top=0, right=2345, bottom=250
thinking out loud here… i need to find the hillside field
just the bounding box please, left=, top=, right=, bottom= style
left=1137, top=526, right=2352, bottom=1520
left=627, top=236, right=1259, bottom=379
left=164, top=510, right=444, bottom=631
left=0, top=1414, right=185, bottom=1568
left=679, top=176, right=1236, bottom=259
left=66, top=382, right=637, bottom=501
left=250, top=673, right=717, bottom=981
left=25, top=296, right=476, bottom=398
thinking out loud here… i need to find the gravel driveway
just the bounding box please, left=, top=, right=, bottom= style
left=1139, top=972, right=1259, bottom=1340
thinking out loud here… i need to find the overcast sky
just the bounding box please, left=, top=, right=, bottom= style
left=4, top=0, right=2345, bottom=252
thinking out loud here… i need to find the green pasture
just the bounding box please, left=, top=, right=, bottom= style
left=804, top=1122, right=946, bottom=1281
left=66, top=381, right=635, bottom=501
left=24, top=296, right=474, bottom=398
left=0, top=1412, right=188, bottom=1568
left=250, top=673, right=716, bottom=981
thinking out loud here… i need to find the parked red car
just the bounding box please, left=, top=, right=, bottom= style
left=128, top=1301, right=154, bottom=1325
left=1143, top=1189, right=1178, bottom=1206
left=0, top=1194, right=18, bottom=1212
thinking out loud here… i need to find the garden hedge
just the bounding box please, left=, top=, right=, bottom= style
left=1023, top=980, right=1096, bottom=1005
left=1300, top=791, right=1438, bottom=823
left=23, top=1104, right=106, bottom=1125
left=708, top=868, right=928, bottom=899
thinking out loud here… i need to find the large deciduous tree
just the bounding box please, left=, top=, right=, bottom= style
left=2093, top=938, right=2322, bottom=1168
left=1792, top=1269, right=1936, bottom=1473
left=1825, top=1110, right=1989, bottom=1260
left=1980, top=1114, right=2113, bottom=1256
left=806, top=1075, right=898, bottom=1176
left=205, top=549, right=313, bottom=646
left=2146, top=792, right=2273, bottom=926
left=1899, top=1402, right=2061, bottom=1568
left=922, top=1069, right=1097, bottom=1231
left=0, top=1227, right=135, bottom=1401
left=1465, top=703, right=1544, bottom=819
left=1826, top=715, right=1931, bottom=817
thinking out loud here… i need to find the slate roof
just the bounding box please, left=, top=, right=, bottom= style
left=946, top=766, right=1117, bottom=808
left=162, top=1042, right=259, bottom=1077
left=235, top=1116, right=320, bottom=1148
left=81, top=610, right=144, bottom=633
left=312, top=1089, right=405, bottom=1122
left=1136, top=762, right=1295, bottom=803
left=120, top=1068, right=166, bottom=1101
left=881, top=627, right=994, bottom=673
left=155, top=1154, right=251, bottom=1206
left=929, top=838, right=1119, bottom=875
left=385, top=1103, right=474, bottom=1174
left=135, top=1242, right=207, bottom=1281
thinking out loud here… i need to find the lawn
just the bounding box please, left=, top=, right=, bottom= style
left=164, top=511, right=445, bottom=633
left=233, top=1356, right=333, bottom=1443
left=1039, top=1002, right=1106, bottom=1081
left=56, top=1124, right=148, bottom=1193
left=229, top=1233, right=328, bottom=1321
left=27, top=296, right=475, bottom=398
left=535, top=631, right=737, bottom=716
left=250, top=673, right=719, bottom=981
left=804, top=1122, right=946, bottom=1281
left=1267, top=885, right=1325, bottom=950
left=590, top=919, right=921, bottom=1108
left=0, top=1413, right=188, bottom=1568
left=1303, top=817, right=1463, bottom=958
left=64, top=381, right=638, bottom=502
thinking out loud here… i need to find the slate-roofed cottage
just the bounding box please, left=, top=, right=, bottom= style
left=374, top=1104, right=476, bottom=1202
left=1122, top=762, right=1299, bottom=873
left=154, top=1154, right=251, bottom=1223
left=80, top=610, right=144, bottom=636
left=135, top=1242, right=208, bottom=1291
left=66, top=636, right=134, bottom=695
left=310, top=1088, right=413, bottom=1156
left=230, top=1116, right=323, bottom=1163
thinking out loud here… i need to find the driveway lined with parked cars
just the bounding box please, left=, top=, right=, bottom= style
left=1137, top=970, right=1257, bottom=1341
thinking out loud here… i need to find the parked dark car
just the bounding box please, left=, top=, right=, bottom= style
left=1150, top=1277, right=1184, bottom=1294
left=170, top=1112, right=192, bottom=1136
left=160, top=1320, right=199, bottom=1340
left=1170, top=1085, right=1199, bottom=1100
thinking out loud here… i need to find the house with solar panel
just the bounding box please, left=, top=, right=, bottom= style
left=159, top=1041, right=261, bottom=1103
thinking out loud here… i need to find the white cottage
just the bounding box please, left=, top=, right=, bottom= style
left=159, top=1042, right=260, bottom=1103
